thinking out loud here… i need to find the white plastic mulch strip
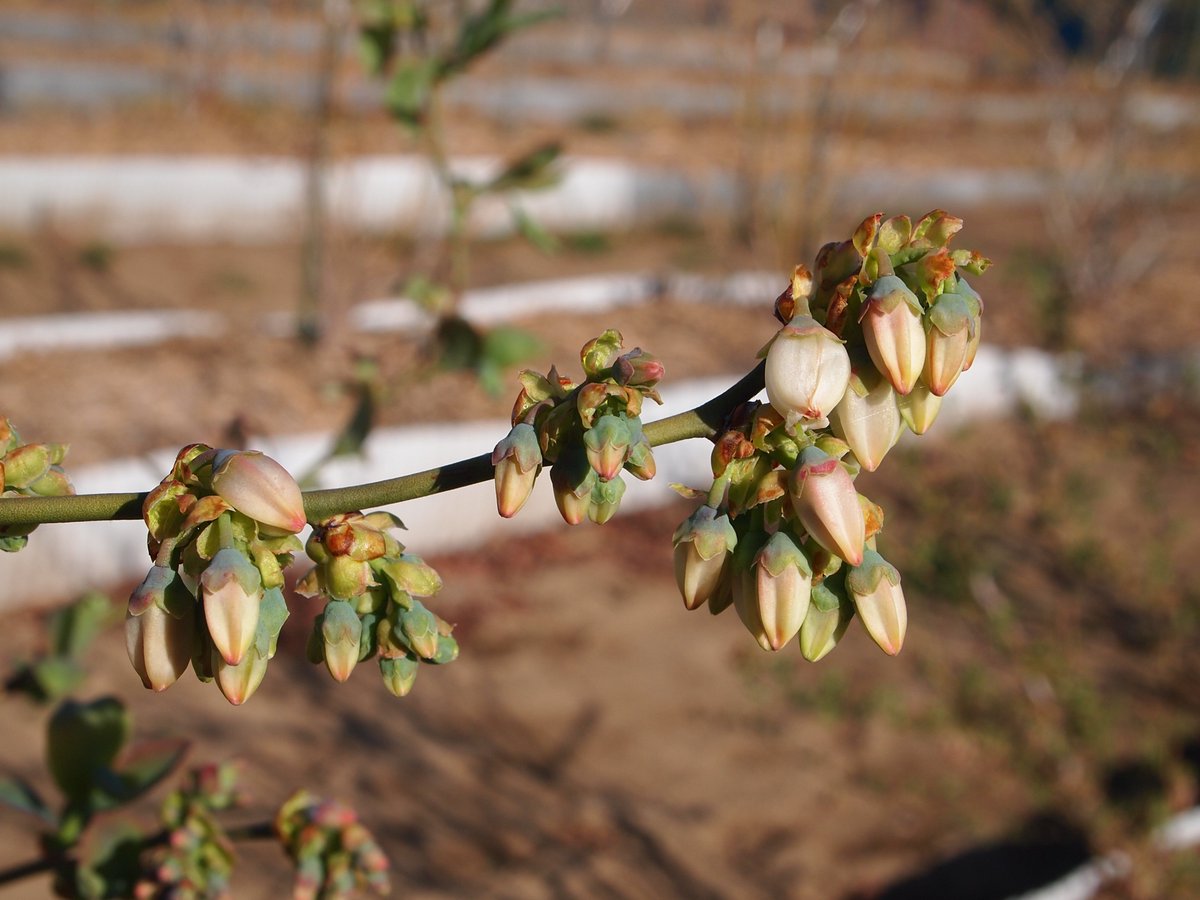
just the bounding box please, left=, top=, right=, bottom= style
left=0, top=310, right=223, bottom=362
left=0, top=155, right=1062, bottom=243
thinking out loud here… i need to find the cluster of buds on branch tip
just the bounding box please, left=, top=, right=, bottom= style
left=675, top=210, right=989, bottom=659
left=493, top=330, right=663, bottom=525
left=276, top=791, right=390, bottom=900
left=0, top=417, right=75, bottom=553
left=299, top=510, right=455, bottom=698
left=127, top=445, right=306, bottom=705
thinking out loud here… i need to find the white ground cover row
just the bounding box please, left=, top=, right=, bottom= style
left=0, top=155, right=1061, bottom=243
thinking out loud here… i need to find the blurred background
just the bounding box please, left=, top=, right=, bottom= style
left=0, top=1, right=1199, bottom=897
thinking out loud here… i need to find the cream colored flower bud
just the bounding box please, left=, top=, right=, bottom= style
left=896, top=381, right=943, bottom=435
left=830, top=371, right=902, bottom=472
left=751, top=531, right=813, bottom=651
left=764, top=316, right=851, bottom=428
left=672, top=506, right=737, bottom=611
left=846, top=550, right=907, bottom=656
left=214, top=646, right=269, bottom=706
left=126, top=603, right=194, bottom=692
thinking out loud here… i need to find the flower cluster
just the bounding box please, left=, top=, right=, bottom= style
left=127, top=445, right=306, bottom=704
left=135, top=763, right=243, bottom=899
left=275, top=790, right=390, bottom=900
left=0, top=417, right=75, bottom=552
left=674, top=211, right=988, bottom=658
left=298, top=510, right=455, bottom=697
left=492, top=329, right=663, bottom=524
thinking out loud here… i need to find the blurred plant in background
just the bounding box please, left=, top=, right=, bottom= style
left=0, top=594, right=390, bottom=899
left=357, top=0, right=562, bottom=391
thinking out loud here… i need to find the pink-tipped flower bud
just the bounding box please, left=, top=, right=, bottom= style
left=550, top=452, right=596, bottom=526
left=923, top=292, right=975, bottom=396
left=830, top=370, right=902, bottom=472
left=897, top=381, right=943, bottom=435
left=789, top=446, right=865, bottom=566
left=321, top=600, right=363, bottom=683
left=583, top=415, right=634, bottom=482
left=210, top=450, right=306, bottom=534
left=798, top=577, right=854, bottom=662
left=612, top=348, right=665, bottom=388
left=764, top=316, right=851, bottom=428
left=214, top=645, right=269, bottom=706
left=200, top=548, right=263, bottom=666
left=672, top=506, right=737, bottom=611
left=126, top=603, right=194, bottom=692
left=379, top=655, right=420, bottom=698
left=860, top=275, right=926, bottom=395
left=750, top=530, right=813, bottom=651
left=491, top=423, right=542, bottom=518
left=846, top=549, right=907, bottom=656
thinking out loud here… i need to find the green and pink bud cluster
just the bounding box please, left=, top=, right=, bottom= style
left=126, top=444, right=305, bottom=704
left=494, top=329, right=662, bottom=526
left=675, top=212, right=989, bottom=659
left=297, top=510, right=456, bottom=698
left=136, top=762, right=242, bottom=898
left=276, top=790, right=390, bottom=900
left=0, top=416, right=75, bottom=553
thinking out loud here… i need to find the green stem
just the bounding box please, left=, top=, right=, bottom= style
left=0, top=364, right=765, bottom=528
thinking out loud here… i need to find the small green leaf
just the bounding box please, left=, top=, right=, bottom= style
left=386, top=60, right=438, bottom=127
left=47, top=698, right=130, bottom=805
left=48, top=592, right=116, bottom=659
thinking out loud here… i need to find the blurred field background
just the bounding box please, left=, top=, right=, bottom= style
left=0, top=1, right=1199, bottom=897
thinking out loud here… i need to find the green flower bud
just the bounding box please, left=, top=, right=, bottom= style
left=214, top=645, right=269, bottom=706
left=379, top=655, right=419, bottom=698
left=584, top=415, right=633, bottom=482
left=897, top=380, right=943, bottom=434
left=321, top=600, right=363, bottom=683
left=587, top=472, right=626, bottom=524
left=1, top=443, right=51, bottom=489
left=799, top=575, right=854, bottom=662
